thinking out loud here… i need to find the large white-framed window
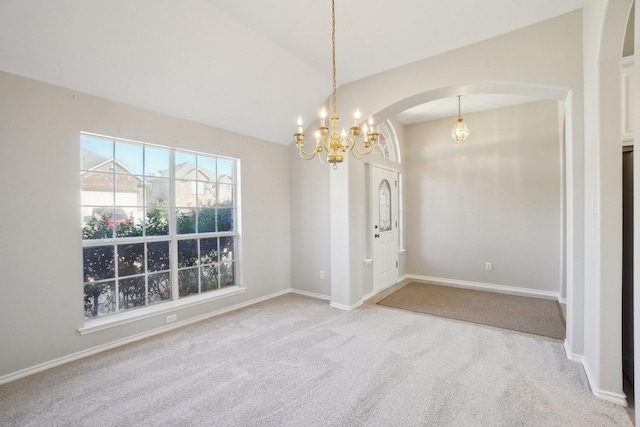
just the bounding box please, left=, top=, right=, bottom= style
left=80, top=133, right=239, bottom=320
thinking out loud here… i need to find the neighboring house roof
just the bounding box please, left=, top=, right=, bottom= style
left=80, top=158, right=144, bottom=185
left=80, top=147, right=109, bottom=170
left=155, top=162, right=218, bottom=181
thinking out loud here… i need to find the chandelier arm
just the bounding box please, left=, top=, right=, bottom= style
left=339, top=135, right=354, bottom=153
left=317, top=145, right=328, bottom=163
left=323, top=135, right=334, bottom=154
left=298, top=146, right=319, bottom=159
left=298, top=150, right=317, bottom=160
left=351, top=144, right=375, bottom=159
left=297, top=140, right=322, bottom=159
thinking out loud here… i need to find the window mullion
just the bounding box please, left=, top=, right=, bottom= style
left=169, top=149, right=179, bottom=301
left=114, top=244, right=120, bottom=312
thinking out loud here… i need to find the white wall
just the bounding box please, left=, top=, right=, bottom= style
left=405, top=100, right=562, bottom=294
left=0, top=71, right=291, bottom=379
left=581, top=0, right=632, bottom=403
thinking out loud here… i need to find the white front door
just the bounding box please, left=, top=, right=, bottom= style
left=373, top=165, right=398, bottom=292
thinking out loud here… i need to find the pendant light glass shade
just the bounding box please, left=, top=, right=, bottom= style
left=450, top=95, right=469, bottom=144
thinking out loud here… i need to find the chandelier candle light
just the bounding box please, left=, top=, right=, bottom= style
left=451, top=95, right=470, bottom=144
left=294, top=0, right=378, bottom=169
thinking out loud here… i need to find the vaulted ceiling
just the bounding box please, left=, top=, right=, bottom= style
left=0, top=0, right=582, bottom=145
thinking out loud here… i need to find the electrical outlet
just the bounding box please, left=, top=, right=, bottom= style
left=485, top=262, right=492, bottom=271
left=320, top=270, right=326, bottom=280
left=166, top=314, right=177, bottom=324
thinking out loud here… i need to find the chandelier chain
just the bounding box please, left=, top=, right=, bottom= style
left=331, top=0, right=337, bottom=117
left=292, top=0, right=377, bottom=167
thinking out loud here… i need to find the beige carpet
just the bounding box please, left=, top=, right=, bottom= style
left=378, top=282, right=566, bottom=340
left=0, top=294, right=631, bottom=426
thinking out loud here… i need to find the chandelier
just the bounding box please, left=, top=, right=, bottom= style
left=451, top=95, right=470, bottom=144
left=294, top=0, right=377, bottom=169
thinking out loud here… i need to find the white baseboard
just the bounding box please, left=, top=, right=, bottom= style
left=592, top=388, right=628, bottom=406
left=0, top=287, right=292, bottom=386
left=362, top=290, right=375, bottom=301
left=330, top=300, right=363, bottom=310
left=405, top=274, right=560, bottom=300
left=361, top=276, right=408, bottom=303
left=290, top=288, right=331, bottom=301
left=581, top=358, right=628, bottom=406
left=563, top=339, right=584, bottom=364
left=564, top=341, right=628, bottom=406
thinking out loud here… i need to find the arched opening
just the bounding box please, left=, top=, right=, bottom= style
left=375, top=82, right=571, bottom=328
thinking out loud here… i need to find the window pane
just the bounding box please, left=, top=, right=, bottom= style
left=198, top=182, right=216, bottom=207
left=83, top=246, right=115, bottom=282
left=147, top=241, right=170, bottom=272
left=217, top=158, right=234, bottom=183
left=115, top=141, right=143, bottom=175
left=176, top=179, right=197, bottom=207
left=197, top=207, right=217, bottom=233
left=176, top=208, right=196, bottom=234
left=178, top=239, right=198, bottom=268
left=145, top=146, right=170, bottom=177
left=220, top=236, right=234, bottom=261
left=148, top=272, right=171, bottom=303
left=115, top=176, right=143, bottom=206
left=379, top=179, right=392, bottom=232
left=81, top=172, right=115, bottom=205
left=178, top=268, right=199, bottom=297
left=200, top=238, right=218, bottom=264
left=220, top=262, right=234, bottom=287
left=147, top=177, right=170, bottom=206
left=82, top=207, right=114, bottom=240
left=174, top=151, right=196, bottom=179
left=115, top=207, right=143, bottom=238
left=81, top=135, right=113, bottom=171
left=217, top=183, right=233, bottom=205
left=145, top=203, right=169, bottom=236
left=84, top=281, right=115, bottom=319
left=201, top=265, right=219, bottom=292
left=198, top=156, right=216, bottom=182
left=118, top=243, right=145, bottom=276
left=119, top=276, right=145, bottom=310
left=217, top=208, right=234, bottom=232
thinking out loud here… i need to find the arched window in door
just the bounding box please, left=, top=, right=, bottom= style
left=373, top=120, right=401, bottom=163
left=379, top=179, right=392, bottom=232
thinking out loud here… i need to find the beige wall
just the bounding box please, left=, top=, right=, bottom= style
left=0, top=71, right=291, bottom=378
left=405, top=100, right=562, bottom=293
left=290, top=10, right=583, bottom=310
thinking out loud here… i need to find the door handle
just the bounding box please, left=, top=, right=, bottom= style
left=374, top=233, right=380, bottom=238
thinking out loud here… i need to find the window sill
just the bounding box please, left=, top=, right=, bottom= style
left=78, top=286, right=247, bottom=335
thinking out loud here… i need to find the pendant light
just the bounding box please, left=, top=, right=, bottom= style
left=450, top=95, right=470, bottom=144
